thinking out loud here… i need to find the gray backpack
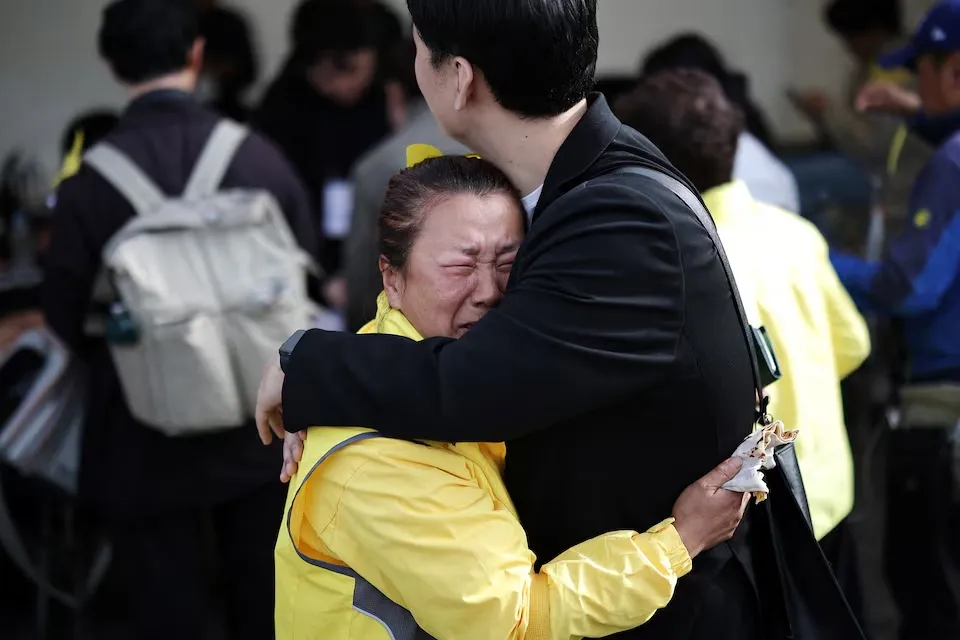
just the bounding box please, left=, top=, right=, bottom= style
left=84, top=121, right=316, bottom=436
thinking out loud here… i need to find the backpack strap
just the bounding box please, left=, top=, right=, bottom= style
left=84, top=144, right=166, bottom=216
left=182, top=120, right=248, bottom=201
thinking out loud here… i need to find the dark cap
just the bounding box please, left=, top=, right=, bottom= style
left=881, top=1, right=960, bottom=69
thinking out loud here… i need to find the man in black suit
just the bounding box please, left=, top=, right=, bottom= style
left=257, top=1, right=768, bottom=638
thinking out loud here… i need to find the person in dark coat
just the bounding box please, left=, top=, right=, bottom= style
left=252, top=0, right=394, bottom=298
left=41, top=2, right=317, bottom=638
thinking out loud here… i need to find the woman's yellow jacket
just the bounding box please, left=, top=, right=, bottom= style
left=275, top=293, right=693, bottom=640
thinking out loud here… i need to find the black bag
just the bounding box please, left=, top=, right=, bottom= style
left=615, top=166, right=865, bottom=640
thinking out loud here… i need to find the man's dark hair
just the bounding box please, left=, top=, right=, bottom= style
left=406, top=0, right=598, bottom=118
left=98, top=0, right=199, bottom=84
left=640, top=32, right=775, bottom=148
left=640, top=33, right=727, bottom=80
left=825, top=0, right=902, bottom=37
left=613, top=69, right=744, bottom=193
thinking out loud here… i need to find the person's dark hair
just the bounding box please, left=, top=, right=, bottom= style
left=640, top=33, right=727, bottom=80
left=825, top=0, right=902, bottom=37
left=406, top=0, right=598, bottom=118
left=60, top=110, right=120, bottom=156
left=291, top=0, right=382, bottom=66
left=98, top=0, right=199, bottom=84
left=379, top=155, right=521, bottom=270
left=614, top=69, right=744, bottom=193
left=639, top=32, right=774, bottom=148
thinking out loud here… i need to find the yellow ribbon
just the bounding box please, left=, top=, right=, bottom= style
left=405, top=143, right=480, bottom=168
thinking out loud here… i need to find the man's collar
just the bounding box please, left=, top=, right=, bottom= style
left=537, top=93, right=621, bottom=213
left=126, top=88, right=194, bottom=114
left=910, top=109, right=960, bottom=148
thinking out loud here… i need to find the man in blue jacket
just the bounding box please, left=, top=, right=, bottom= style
left=830, top=2, right=960, bottom=637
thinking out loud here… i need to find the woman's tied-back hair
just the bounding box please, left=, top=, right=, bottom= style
left=614, top=69, right=744, bottom=193
left=379, top=156, right=521, bottom=271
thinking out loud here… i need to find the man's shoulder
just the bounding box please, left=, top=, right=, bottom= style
left=931, top=131, right=960, bottom=173
left=912, top=136, right=960, bottom=209
left=543, top=159, right=700, bottom=235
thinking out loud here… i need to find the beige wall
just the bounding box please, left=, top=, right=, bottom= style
left=0, top=0, right=937, bottom=176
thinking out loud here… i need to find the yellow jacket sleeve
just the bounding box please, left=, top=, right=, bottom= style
left=310, top=438, right=692, bottom=640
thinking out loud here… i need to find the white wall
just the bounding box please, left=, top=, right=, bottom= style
left=0, top=0, right=934, bottom=178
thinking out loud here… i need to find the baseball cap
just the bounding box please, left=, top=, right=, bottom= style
left=880, top=0, right=960, bottom=69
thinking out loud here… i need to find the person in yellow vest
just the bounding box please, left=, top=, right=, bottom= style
left=275, top=150, right=753, bottom=639
left=614, top=69, right=872, bottom=624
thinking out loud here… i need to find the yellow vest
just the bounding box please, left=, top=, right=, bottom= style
left=702, top=182, right=871, bottom=540
left=275, top=426, right=435, bottom=639
left=275, top=297, right=434, bottom=639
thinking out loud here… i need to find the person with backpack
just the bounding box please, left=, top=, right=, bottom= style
left=41, top=1, right=318, bottom=638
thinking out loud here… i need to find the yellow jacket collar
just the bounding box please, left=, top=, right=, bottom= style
left=359, top=292, right=425, bottom=342
left=701, top=181, right=756, bottom=228
left=357, top=294, right=505, bottom=465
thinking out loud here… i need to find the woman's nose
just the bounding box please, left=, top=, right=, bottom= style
left=473, top=265, right=502, bottom=307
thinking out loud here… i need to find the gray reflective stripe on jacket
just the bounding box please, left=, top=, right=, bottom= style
left=287, top=431, right=437, bottom=640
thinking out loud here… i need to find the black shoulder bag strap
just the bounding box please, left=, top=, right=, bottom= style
left=612, top=165, right=813, bottom=518
left=614, top=165, right=866, bottom=640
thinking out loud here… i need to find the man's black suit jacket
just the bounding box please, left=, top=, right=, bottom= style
left=282, top=94, right=765, bottom=638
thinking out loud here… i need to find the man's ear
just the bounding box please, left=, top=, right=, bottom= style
left=380, top=256, right=403, bottom=309
left=453, top=56, right=476, bottom=112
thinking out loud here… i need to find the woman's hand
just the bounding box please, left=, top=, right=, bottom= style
left=280, top=430, right=308, bottom=483
left=671, top=458, right=751, bottom=560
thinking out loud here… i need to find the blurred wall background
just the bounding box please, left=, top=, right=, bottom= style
left=0, top=0, right=937, bottom=177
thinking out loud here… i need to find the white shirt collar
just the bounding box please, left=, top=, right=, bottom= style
left=521, top=184, right=543, bottom=222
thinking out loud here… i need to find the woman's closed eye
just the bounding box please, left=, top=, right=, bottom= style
left=443, top=263, right=476, bottom=276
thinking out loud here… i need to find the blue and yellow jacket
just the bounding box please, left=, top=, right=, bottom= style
left=831, top=111, right=960, bottom=382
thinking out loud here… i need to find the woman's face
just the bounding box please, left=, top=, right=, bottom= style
left=382, top=192, right=524, bottom=338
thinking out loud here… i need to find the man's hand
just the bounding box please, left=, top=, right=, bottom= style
left=787, top=89, right=830, bottom=124
left=255, top=354, right=286, bottom=445
left=855, top=81, right=921, bottom=117
left=280, top=431, right=307, bottom=483
left=671, top=458, right=751, bottom=560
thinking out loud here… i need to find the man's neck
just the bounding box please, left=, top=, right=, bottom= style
left=127, top=71, right=196, bottom=102
left=464, top=100, right=589, bottom=196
